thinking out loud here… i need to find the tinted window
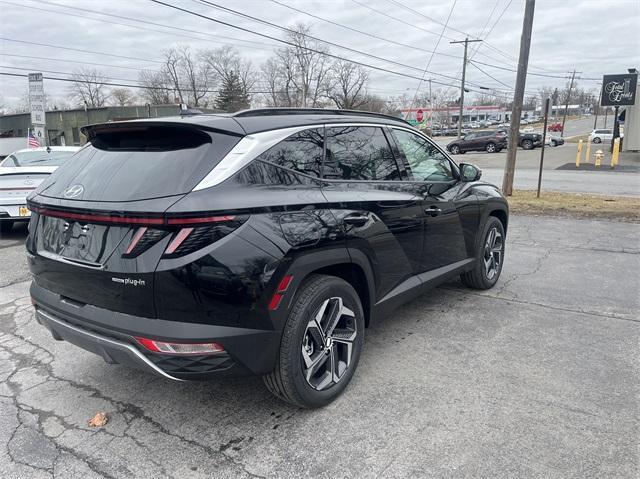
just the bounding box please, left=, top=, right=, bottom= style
left=1, top=150, right=77, bottom=167
left=324, top=126, right=400, bottom=181
left=257, top=128, right=323, bottom=177
left=36, top=131, right=240, bottom=202
left=392, top=129, right=454, bottom=182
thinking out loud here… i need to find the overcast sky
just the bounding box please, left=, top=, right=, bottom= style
left=1, top=0, right=639, bottom=110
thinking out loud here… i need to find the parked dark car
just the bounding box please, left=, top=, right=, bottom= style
left=446, top=130, right=508, bottom=154
left=27, top=109, right=509, bottom=408
left=495, top=129, right=544, bottom=150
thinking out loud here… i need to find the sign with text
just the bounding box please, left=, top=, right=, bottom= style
left=28, top=73, right=46, bottom=126
left=600, top=73, right=637, bottom=106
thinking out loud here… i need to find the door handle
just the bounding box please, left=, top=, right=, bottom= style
left=424, top=206, right=442, bottom=217
left=343, top=214, right=369, bottom=226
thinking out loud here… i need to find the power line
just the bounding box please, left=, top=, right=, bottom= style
left=147, top=0, right=470, bottom=89
left=191, top=0, right=469, bottom=83
left=406, top=0, right=458, bottom=118
left=267, top=0, right=462, bottom=60
left=349, top=0, right=454, bottom=40
left=0, top=70, right=272, bottom=94
left=22, top=0, right=278, bottom=51
left=468, top=61, right=513, bottom=89
left=1, top=53, right=160, bottom=73
left=0, top=37, right=164, bottom=64
left=384, top=0, right=469, bottom=38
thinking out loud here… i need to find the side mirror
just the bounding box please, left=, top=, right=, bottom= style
left=460, top=163, right=482, bottom=182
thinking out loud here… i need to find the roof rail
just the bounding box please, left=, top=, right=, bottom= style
left=232, top=108, right=411, bottom=125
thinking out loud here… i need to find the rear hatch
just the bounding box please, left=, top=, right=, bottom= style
left=28, top=120, right=243, bottom=317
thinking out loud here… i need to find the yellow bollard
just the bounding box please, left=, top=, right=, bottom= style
left=584, top=140, right=592, bottom=164
left=611, top=138, right=620, bottom=168
left=595, top=149, right=603, bottom=167
left=575, top=139, right=583, bottom=167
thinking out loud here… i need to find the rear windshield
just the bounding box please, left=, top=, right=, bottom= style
left=36, top=127, right=241, bottom=202
left=1, top=150, right=77, bottom=167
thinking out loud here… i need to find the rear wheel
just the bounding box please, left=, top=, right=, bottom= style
left=461, top=216, right=505, bottom=290
left=450, top=145, right=460, bottom=155
left=521, top=139, right=533, bottom=150
left=485, top=142, right=497, bottom=153
left=263, top=275, right=364, bottom=408
left=0, top=221, right=14, bottom=234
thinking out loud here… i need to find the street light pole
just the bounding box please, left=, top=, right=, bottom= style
left=450, top=37, right=482, bottom=139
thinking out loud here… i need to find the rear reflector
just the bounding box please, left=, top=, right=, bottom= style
left=135, top=337, right=224, bottom=355
left=268, top=274, right=294, bottom=311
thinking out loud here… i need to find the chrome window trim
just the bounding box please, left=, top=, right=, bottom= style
left=193, top=125, right=313, bottom=191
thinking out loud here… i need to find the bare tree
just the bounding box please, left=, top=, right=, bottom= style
left=68, top=68, right=109, bottom=107
left=110, top=88, right=136, bottom=106
left=202, top=46, right=255, bottom=107
left=327, top=60, right=369, bottom=109
left=138, top=70, right=173, bottom=105
left=177, top=46, right=211, bottom=107
left=164, top=48, right=185, bottom=104
left=260, top=23, right=332, bottom=108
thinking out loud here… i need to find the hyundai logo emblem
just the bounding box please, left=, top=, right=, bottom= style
left=63, top=184, right=84, bottom=198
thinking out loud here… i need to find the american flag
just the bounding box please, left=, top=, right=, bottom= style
left=28, top=130, right=40, bottom=148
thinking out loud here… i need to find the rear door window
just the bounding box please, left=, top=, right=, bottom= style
left=256, top=128, right=323, bottom=177
left=324, top=126, right=400, bottom=181
left=391, top=129, right=454, bottom=182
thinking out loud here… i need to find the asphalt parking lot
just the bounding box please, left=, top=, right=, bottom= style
left=1, top=215, right=638, bottom=478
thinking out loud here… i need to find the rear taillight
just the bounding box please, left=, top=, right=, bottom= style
left=135, top=337, right=225, bottom=355
left=161, top=217, right=247, bottom=258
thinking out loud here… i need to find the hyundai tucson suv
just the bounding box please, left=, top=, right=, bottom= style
left=26, top=109, right=508, bottom=408
left=446, top=130, right=507, bottom=154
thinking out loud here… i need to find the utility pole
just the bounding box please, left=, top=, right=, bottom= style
left=450, top=37, right=482, bottom=138
left=502, top=0, right=535, bottom=197
left=560, top=69, right=580, bottom=137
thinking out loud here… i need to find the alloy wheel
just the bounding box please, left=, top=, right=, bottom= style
left=301, top=297, right=357, bottom=391
left=486, top=143, right=496, bottom=153
left=483, top=227, right=503, bottom=280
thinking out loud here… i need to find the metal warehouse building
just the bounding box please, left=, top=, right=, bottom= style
left=0, top=105, right=219, bottom=146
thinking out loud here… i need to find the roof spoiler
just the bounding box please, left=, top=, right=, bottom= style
left=232, top=108, right=412, bottom=126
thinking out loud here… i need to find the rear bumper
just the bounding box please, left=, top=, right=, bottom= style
left=30, top=280, right=281, bottom=379
left=0, top=201, right=30, bottom=220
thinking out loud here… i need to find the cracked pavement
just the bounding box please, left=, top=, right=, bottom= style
left=0, top=216, right=638, bottom=478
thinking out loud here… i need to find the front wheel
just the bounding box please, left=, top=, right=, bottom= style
left=450, top=145, right=460, bottom=155
left=593, top=137, right=601, bottom=143
left=521, top=139, right=533, bottom=150
left=485, top=142, right=497, bottom=153
left=461, top=216, right=505, bottom=290
left=263, top=275, right=364, bottom=408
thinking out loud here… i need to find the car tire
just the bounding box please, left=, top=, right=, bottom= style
left=450, top=145, right=460, bottom=155
left=263, top=274, right=364, bottom=408
left=593, top=137, right=601, bottom=143
left=485, top=142, right=497, bottom=153
left=550, top=140, right=557, bottom=147
left=0, top=221, right=14, bottom=234
left=460, top=216, right=505, bottom=290
left=521, top=139, right=533, bottom=150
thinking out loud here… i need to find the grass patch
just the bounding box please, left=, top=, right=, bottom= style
left=508, top=190, right=640, bottom=222
left=564, top=134, right=589, bottom=144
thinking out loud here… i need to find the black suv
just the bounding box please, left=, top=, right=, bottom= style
left=26, top=109, right=508, bottom=408
left=446, top=130, right=507, bottom=154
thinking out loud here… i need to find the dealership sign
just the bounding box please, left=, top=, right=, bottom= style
left=600, top=73, right=637, bottom=106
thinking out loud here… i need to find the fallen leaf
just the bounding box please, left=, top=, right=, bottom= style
left=88, top=412, right=108, bottom=428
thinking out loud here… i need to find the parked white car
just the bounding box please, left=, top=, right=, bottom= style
left=589, top=129, right=624, bottom=143
left=0, top=146, right=80, bottom=233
